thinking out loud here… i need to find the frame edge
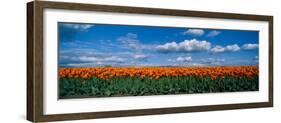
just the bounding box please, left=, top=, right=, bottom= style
left=37, top=1, right=273, bottom=21
left=27, top=1, right=35, bottom=122
left=268, top=16, right=274, bottom=107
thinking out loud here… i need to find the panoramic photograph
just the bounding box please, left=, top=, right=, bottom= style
left=58, top=22, right=259, bottom=99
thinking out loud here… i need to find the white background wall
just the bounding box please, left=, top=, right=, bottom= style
left=0, top=0, right=280, bottom=122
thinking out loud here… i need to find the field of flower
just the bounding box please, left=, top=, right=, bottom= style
left=59, top=66, right=259, bottom=99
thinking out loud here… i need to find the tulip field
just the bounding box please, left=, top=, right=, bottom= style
left=59, top=66, right=259, bottom=99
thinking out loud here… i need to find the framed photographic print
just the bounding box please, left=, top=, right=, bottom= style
left=27, top=1, right=273, bottom=122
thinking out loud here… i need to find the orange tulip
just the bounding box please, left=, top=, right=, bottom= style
left=59, top=66, right=258, bottom=81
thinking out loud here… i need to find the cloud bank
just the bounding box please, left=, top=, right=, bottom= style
left=210, top=44, right=240, bottom=53
left=242, top=43, right=259, bottom=50
left=156, top=39, right=211, bottom=53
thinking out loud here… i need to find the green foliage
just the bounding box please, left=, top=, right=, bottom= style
left=59, top=76, right=259, bottom=99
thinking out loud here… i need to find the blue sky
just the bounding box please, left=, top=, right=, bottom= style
left=58, top=22, right=259, bottom=67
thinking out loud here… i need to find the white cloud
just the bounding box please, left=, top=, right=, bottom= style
left=78, top=56, right=99, bottom=62
left=167, top=56, right=192, bottom=63
left=75, top=55, right=125, bottom=64
left=210, top=44, right=240, bottom=53
left=117, top=33, right=153, bottom=51
left=225, top=44, right=240, bottom=52
left=167, top=59, right=173, bottom=62
left=103, top=56, right=125, bottom=62
left=62, top=23, right=94, bottom=31
left=201, top=58, right=225, bottom=65
left=179, top=39, right=212, bottom=52
left=155, top=42, right=178, bottom=53
left=170, top=57, right=226, bottom=67
left=117, top=33, right=139, bottom=50
left=242, top=43, right=259, bottom=50
left=156, top=39, right=211, bottom=53
left=176, top=56, right=192, bottom=62
left=66, top=63, right=91, bottom=67
left=210, top=45, right=225, bottom=53
left=170, top=62, right=207, bottom=67
left=206, top=30, right=221, bottom=37
left=185, top=63, right=206, bottom=67
left=133, top=54, right=148, bottom=59
left=183, top=29, right=205, bottom=36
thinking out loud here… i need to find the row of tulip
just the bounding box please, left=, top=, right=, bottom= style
left=59, top=66, right=258, bottom=80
